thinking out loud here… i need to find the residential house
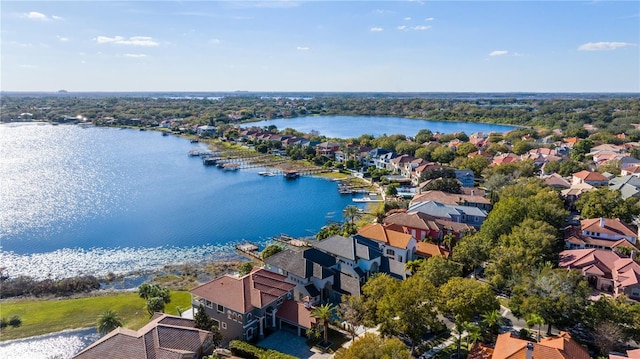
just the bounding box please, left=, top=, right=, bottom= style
left=542, top=173, right=571, bottom=189
left=189, top=268, right=295, bottom=342
left=609, top=175, right=640, bottom=199
left=315, top=142, right=341, bottom=159
left=364, top=148, right=392, bottom=168
left=454, top=169, right=475, bottom=187
left=491, top=153, right=520, bottom=167
left=263, top=248, right=336, bottom=304
left=622, top=164, right=640, bottom=177
left=73, top=314, right=214, bottom=359
left=559, top=248, right=640, bottom=299
left=274, top=300, right=317, bottom=337
left=197, top=125, right=216, bottom=137
left=389, top=154, right=416, bottom=175
left=312, top=235, right=382, bottom=296
left=480, top=331, right=591, bottom=359
left=415, top=241, right=451, bottom=259
left=411, top=190, right=492, bottom=212
left=408, top=200, right=488, bottom=228
left=564, top=217, right=638, bottom=250
left=572, top=170, right=609, bottom=187
left=610, top=349, right=640, bottom=359
left=561, top=182, right=595, bottom=211
left=357, top=223, right=417, bottom=265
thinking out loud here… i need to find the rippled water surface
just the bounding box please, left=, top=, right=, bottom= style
left=0, top=328, right=99, bottom=359
left=0, top=123, right=361, bottom=280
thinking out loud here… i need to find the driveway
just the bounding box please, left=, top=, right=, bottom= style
left=257, top=331, right=332, bottom=359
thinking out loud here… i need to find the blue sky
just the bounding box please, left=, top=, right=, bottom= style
left=1, top=1, right=638, bottom=92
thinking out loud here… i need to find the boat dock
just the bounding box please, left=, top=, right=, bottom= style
left=235, top=242, right=262, bottom=260
left=192, top=149, right=329, bottom=176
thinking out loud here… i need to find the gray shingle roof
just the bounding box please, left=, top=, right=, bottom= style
left=313, top=235, right=355, bottom=260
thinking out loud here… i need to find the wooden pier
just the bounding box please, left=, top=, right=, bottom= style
left=273, top=234, right=313, bottom=248
left=235, top=242, right=262, bottom=260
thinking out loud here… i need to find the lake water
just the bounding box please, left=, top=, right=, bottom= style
left=0, top=123, right=361, bottom=281
left=247, top=115, right=517, bottom=138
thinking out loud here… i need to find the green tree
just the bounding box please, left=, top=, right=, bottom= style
left=333, top=333, right=411, bottom=359
left=262, top=244, right=284, bottom=259
left=481, top=309, right=502, bottom=336
left=422, top=178, right=462, bottom=194
left=575, top=188, right=640, bottom=223
left=138, top=283, right=171, bottom=317
left=510, top=266, right=590, bottom=335
left=512, top=141, right=533, bottom=155
left=97, top=309, right=123, bottom=335
left=525, top=313, right=545, bottom=342
left=451, top=234, right=490, bottom=272
left=238, top=261, right=254, bottom=276
left=452, top=156, right=492, bottom=178
left=438, top=277, right=499, bottom=323
left=338, top=295, right=366, bottom=341
left=386, top=183, right=398, bottom=196
left=415, top=255, right=463, bottom=287
left=311, top=303, right=336, bottom=346
left=432, top=146, right=455, bottom=164
left=455, top=142, right=478, bottom=157
left=194, top=304, right=215, bottom=330
left=343, top=205, right=363, bottom=226
left=570, top=139, right=593, bottom=161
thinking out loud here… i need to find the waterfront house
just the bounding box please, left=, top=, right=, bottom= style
left=366, top=148, right=393, bottom=168
left=313, top=235, right=383, bottom=296
left=197, top=125, right=216, bottom=137
left=559, top=248, right=640, bottom=299
left=407, top=200, right=488, bottom=228
left=315, top=141, right=341, bottom=159
left=357, top=223, right=417, bottom=266
left=383, top=210, right=475, bottom=243
left=264, top=248, right=336, bottom=304
left=190, top=268, right=295, bottom=342
left=73, top=314, right=214, bottom=359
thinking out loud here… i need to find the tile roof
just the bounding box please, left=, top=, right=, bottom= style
left=276, top=300, right=317, bottom=329
left=415, top=242, right=451, bottom=258
left=357, top=223, right=414, bottom=249
left=491, top=332, right=591, bottom=359
left=74, top=314, right=211, bottom=359
left=313, top=235, right=356, bottom=261
left=264, top=248, right=336, bottom=280
left=581, top=218, right=637, bottom=238
left=572, top=170, right=609, bottom=182
left=189, top=268, right=295, bottom=314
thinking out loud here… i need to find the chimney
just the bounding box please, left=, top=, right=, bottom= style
left=526, top=342, right=534, bottom=359
left=600, top=217, right=605, bottom=228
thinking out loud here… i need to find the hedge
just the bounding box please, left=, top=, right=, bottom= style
left=228, top=340, right=297, bottom=359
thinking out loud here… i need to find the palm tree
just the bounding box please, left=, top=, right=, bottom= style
left=442, top=233, right=457, bottom=250
left=481, top=309, right=502, bottom=337
left=404, top=259, right=423, bottom=275
left=342, top=205, right=362, bottom=226
left=465, top=322, right=482, bottom=348
left=311, top=303, right=335, bottom=347
left=526, top=313, right=545, bottom=342
left=97, top=309, right=123, bottom=335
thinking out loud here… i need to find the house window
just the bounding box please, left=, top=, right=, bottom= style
left=217, top=304, right=224, bottom=313
left=205, top=300, right=212, bottom=308
left=227, top=310, right=232, bottom=319
left=221, top=322, right=227, bottom=329
left=247, top=313, right=252, bottom=321
left=212, top=319, right=220, bottom=329
left=233, top=313, right=238, bottom=321
left=386, top=249, right=395, bottom=256
left=238, top=314, right=243, bottom=322
left=247, top=328, right=254, bottom=340
left=632, top=287, right=640, bottom=297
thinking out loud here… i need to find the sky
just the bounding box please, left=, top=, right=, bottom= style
left=1, top=0, right=639, bottom=93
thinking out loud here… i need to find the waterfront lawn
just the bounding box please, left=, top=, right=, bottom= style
left=0, top=290, right=191, bottom=341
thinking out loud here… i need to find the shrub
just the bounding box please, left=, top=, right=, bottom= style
left=228, top=340, right=297, bottom=359
left=9, top=315, right=22, bottom=328
left=0, top=317, right=8, bottom=329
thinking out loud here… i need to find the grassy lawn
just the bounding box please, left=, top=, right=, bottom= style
left=0, top=290, right=191, bottom=341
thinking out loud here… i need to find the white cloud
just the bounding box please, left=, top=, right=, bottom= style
left=425, top=17, right=435, bottom=21
left=24, top=12, right=62, bottom=21
left=209, top=38, right=221, bottom=45
left=412, top=25, right=431, bottom=31
left=19, top=64, right=38, bottom=68
left=296, top=46, right=309, bottom=51
left=123, top=54, right=147, bottom=58
left=489, top=50, right=509, bottom=57
left=57, top=36, right=69, bottom=42
left=578, top=41, right=636, bottom=51
left=95, top=36, right=159, bottom=47
left=397, top=25, right=408, bottom=30
left=370, top=27, right=384, bottom=32
left=404, top=17, right=412, bottom=21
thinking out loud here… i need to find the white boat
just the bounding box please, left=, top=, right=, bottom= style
left=353, top=196, right=384, bottom=203
left=258, top=171, right=275, bottom=176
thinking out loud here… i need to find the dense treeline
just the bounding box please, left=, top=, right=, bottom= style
left=2, top=95, right=638, bottom=134
left=0, top=275, right=101, bottom=298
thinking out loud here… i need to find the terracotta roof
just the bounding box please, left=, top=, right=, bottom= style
left=543, top=173, right=571, bottom=189
left=415, top=241, right=450, bottom=258
left=74, top=314, right=211, bottom=359
left=581, top=218, right=637, bottom=239
left=190, top=268, right=295, bottom=314
left=492, top=332, right=591, bottom=359
left=572, top=170, right=609, bottom=182
left=383, top=211, right=440, bottom=232
left=357, top=223, right=413, bottom=249
left=275, top=300, right=317, bottom=329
